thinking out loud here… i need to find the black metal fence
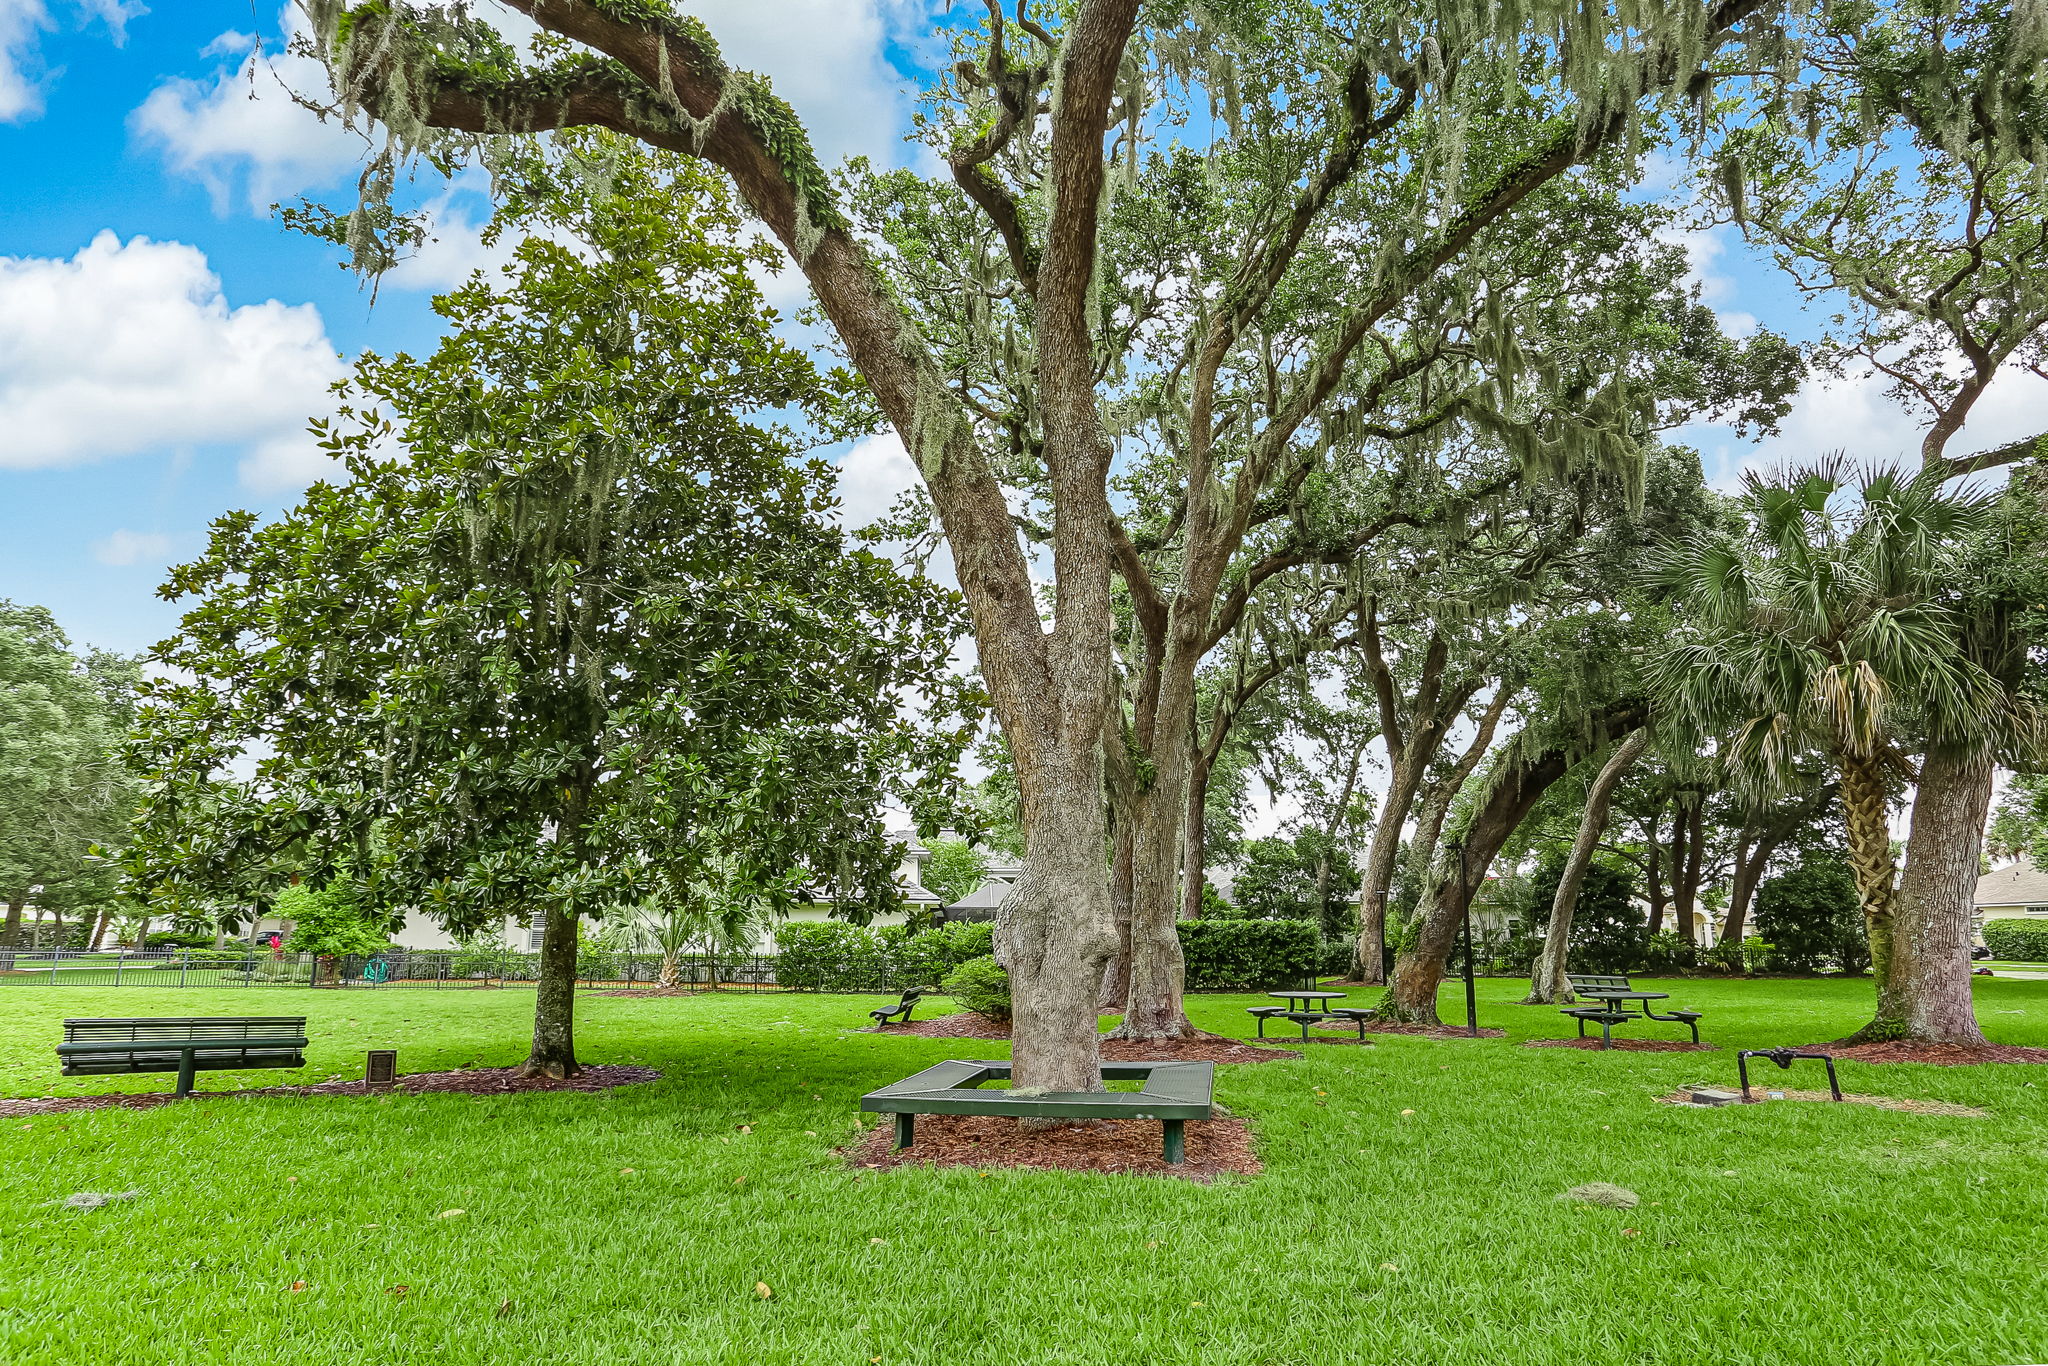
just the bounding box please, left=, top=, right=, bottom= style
left=0, top=947, right=806, bottom=992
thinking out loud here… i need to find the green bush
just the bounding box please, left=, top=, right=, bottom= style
left=278, top=884, right=389, bottom=957
left=1983, top=919, right=2048, bottom=962
left=772, top=920, right=994, bottom=991
left=1742, top=938, right=1778, bottom=974
left=1754, top=860, right=1867, bottom=973
left=940, top=955, right=1012, bottom=1019
left=1179, top=918, right=1321, bottom=989
left=1556, top=860, right=1645, bottom=973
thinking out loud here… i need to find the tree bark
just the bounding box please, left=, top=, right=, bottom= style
left=1179, top=747, right=1212, bottom=921
left=1382, top=702, right=1647, bottom=1022
left=519, top=905, right=582, bottom=1078
left=1673, top=795, right=1705, bottom=951
left=1865, top=743, right=1991, bottom=1044
left=1836, top=752, right=1902, bottom=1041
left=1098, top=722, right=1139, bottom=1011
left=0, top=898, right=22, bottom=949
left=1526, top=728, right=1650, bottom=1004
left=90, top=906, right=111, bottom=951
left=1113, top=653, right=1199, bottom=1039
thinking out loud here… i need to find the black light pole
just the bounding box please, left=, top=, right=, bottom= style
left=1456, top=838, right=1479, bottom=1036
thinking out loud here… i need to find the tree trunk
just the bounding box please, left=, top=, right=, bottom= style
left=1354, top=753, right=1426, bottom=985
left=1526, top=729, right=1649, bottom=1004
left=1836, top=752, right=1902, bottom=1042
left=1863, top=743, right=1991, bottom=1044
left=1382, top=704, right=1645, bottom=1022
left=90, top=907, right=112, bottom=950
left=0, top=898, right=23, bottom=949
left=996, top=772, right=1122, bottom=1091
left=1098, top=760, right=1138, bottom=1011
left=1646, top=804, right=1670, bottom=934
left=519, top=906, right=582, bottom=1078
left=1179, top=748, right=1211, bottom=921
left=1673, top=796, right=1704, bottom=952
left=1114, top=686, right=1198, bottom=1039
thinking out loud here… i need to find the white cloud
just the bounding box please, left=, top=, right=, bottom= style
left=1682, top=359, right=2047, bottom=491
left=91, top=529, right=172, bottom=567
left=131, top=12, right=365, bottom=214
left=1, top=0, right=140, bottom=123
left=684, top=0, right=927, bottom=169
left=1656, top=224, right=1756, bottom=336
left=0, top=231, right=347, bottom=488
left=834, top=431, right=921, bottom=528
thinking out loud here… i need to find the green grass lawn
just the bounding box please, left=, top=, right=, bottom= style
left=3, top=976, right=2047, bottom=1366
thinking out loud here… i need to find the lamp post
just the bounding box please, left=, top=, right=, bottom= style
left=1452, top=837, right=1478, bottom=1037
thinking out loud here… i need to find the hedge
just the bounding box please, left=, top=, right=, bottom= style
left=772, top=921, right=994, bottom=991
left=1179, top=918, right=1323, bottom=989
left=1982, top=919, right=2048, bottom=963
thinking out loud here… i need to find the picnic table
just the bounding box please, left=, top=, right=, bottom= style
left=1247, top=989, right=1353, bottom=1041
left=1562, top=974, right=1705, bottom=1047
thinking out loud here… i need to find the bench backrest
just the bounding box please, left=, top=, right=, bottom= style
left=1566, top=974, right=1632, bottom=992
left=62, top=1017, right=308, bottom=1046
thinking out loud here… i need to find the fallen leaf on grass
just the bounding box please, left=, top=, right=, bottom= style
left=387, top=1285, right=409, bottom=1298
left=436, top=1209, right=466, bottom=1219
left=868, top=1238, right=887, bottom=1246
left=288, top=1281, right=309, bottom=1293
left=495, top=1299, right=514, bottom=1319
left=754, top=1282, right=773, bottom=1300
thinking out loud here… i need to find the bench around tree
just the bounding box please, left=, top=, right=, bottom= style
left=868, top=987, right=935, bottom=1027
left=57, top=1017, right=310, bottom=1098
left=859, top=1059, right=1215, bottom=1163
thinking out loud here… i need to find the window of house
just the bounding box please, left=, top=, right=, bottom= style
left=528, top=909, right=546, bottom=950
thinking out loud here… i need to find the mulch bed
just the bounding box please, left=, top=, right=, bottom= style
left=844, top=1112, right=1259, bottom=1181
left=867, top=1013, right=1301, bottom=1063
left=1794, top=1040, right=2048, bottom=1066
left=1656, top=1087, right=1988, bottom=1117
left=1325, top=1022, right=1507, bottom=1039
left=1525, top=1038, right=1718, bottom=1053
left=0, top=1064, right=662, bottom=1117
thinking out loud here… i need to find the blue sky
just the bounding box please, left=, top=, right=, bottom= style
left=2, top=1, right=2040, bottom=663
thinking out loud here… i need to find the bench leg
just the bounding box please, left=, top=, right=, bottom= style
left=1686, top=1019, right=1700, bottom=1045
left=894, top=1112, right=915, bottom=1149
left=1576, top=1016, right=1588, bottom=1040
left=1600, top=1019, right=1614, bottom=1051
left=1254, top=1016, right=1267, bottom=1040
left=176, top=1050, right=197, bottom=1098
left=1162, top=1119, right=1185, bottom=1165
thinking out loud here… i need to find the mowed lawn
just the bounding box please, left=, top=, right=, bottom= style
left=3, top=977, right=2047, bottom=1366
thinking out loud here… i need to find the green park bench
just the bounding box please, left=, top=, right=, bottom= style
left=860, top=1059, right=1215, bottom=1163
left=868, top=986, right=936, bottom=1027
left=57, top=1016, right=310, bottom=1098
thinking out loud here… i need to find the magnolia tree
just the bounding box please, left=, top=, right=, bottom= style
left=304, top=0, right=1850, bottom=1087
left=130, top=149, right=975, bottom=1077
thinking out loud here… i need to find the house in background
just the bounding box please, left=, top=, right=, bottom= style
left=1974, top=859, right=2048, bottom=943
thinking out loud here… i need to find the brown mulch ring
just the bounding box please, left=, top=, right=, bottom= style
left=844, top=1112, right=1259, bottom=1181
left=1656, top=1086, right=1988, bottom=1117
left=867, top=1014, right=1301, bottom=1063
left=1525, top=1037, right=1718, bottom=1053
left=1327, top=1022, right=1507, bottom=1039
left=1100, top=1033, right=1300, bottom=1064
left=1793, top=1040, right=2048, bottom=1066
left=0, top=1064, right=662, bottom=1117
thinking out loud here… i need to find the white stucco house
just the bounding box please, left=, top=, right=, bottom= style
left=1974, top=859, right=2048, bottom=941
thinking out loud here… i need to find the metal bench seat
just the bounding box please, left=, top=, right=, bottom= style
left=58, top=1017, right=309, bottom=1097
left=860, top=1059, right=1214, bottom=1163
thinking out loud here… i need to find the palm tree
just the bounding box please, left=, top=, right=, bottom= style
left=1650, top=458, right=2003, bottom=1042
left=636, top=860, right=779, bottom=992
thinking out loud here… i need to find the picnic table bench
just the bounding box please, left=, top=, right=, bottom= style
left=860, top=1059, right=1214, bottom=1163
left=1562, top=974, right=1704, bottom=1048
left=57, top=1016, right=309, bottom=1097
left=868, top=987, right=935, bottom=1027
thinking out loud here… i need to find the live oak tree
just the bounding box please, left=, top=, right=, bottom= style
left=309, top=0, right=1820, bottom=1086
left=0, top=602, right=141, bottom=951
left=129, top=148, right=975, bottom=1077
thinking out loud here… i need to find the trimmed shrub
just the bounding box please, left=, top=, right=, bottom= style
left=1983, top=919, right=2048, bottom=962
left=1754, top=860, right=1867, bottom=973
left=1179, top=918, right=1321, bottom=989
left=772, top=920, right=995, bottom=991
left=940, top=955, right=1012, bottom=1019
left=278, top=884, right=389, bottom=957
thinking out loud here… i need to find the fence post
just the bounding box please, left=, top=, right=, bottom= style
left=115, top=949, right=124, bottom=986
left=180, top=951, right=190, bottom=987
left=50, top=953, right=60, bottom=984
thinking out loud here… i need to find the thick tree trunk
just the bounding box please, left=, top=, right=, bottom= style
left=1354, top=754, right=1426, bottom=985
left=90, top=907, right=112, bottom=950
left=997, top=780, right=1121, bottom=1091
left=1526, top=729, right=1649, bottom=1004
left=1179, top=749, right=1211, bottom=921
left=1382, top=703, right=1645, bottom=1022
left=1114, top=668, right=1198, bottom=1039
left=1673, top=797, right=1704, bottom=951
left=1721, top=826, right=1761, bottom=944
left=1098, top=732, right=1139, bottom=1010
left=0, top=898, right=23, bottom=949
left=1645, top=818, right=1667, bottom=935
left=1865, top=743, right=1991, bottom=1044
left=519, top=906, right=582, bottom=1078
